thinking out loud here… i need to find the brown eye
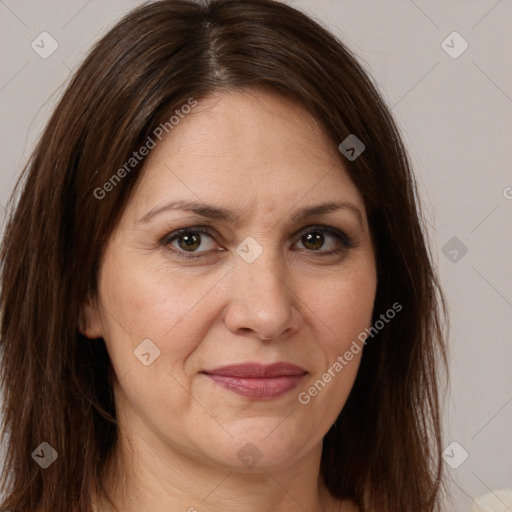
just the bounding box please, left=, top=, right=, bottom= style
left=301, top=231, right=325, bottom=251
left=164, top=228, right=220, bottom=258
left=177, top=232, right=202, bottom=252
left=294, top=226, right=353, bottom=255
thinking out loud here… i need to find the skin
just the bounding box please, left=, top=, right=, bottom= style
left=83, top=87, right=377, bottom=512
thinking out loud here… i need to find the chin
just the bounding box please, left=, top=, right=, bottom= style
left=196, top=422, right=317, bottom=472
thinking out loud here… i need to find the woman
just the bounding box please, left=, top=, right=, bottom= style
left=0, top=1, right=447, bottom=511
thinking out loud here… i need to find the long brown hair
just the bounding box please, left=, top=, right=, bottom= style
left=0, top=1, right=448, bottom=511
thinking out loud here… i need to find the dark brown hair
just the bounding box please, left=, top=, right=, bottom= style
left=0, top=1, right=448, bottom=511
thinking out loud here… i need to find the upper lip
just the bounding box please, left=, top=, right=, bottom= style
left=201, top=362, right=307, bottom=378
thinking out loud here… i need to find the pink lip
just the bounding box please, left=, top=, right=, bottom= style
left=201, top=363, right=307, bottom=400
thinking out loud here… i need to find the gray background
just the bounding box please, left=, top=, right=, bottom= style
left=0, top=1, right=511, bottom=511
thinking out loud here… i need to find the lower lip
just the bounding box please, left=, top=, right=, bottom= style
left=203, top=374, right=305, bottom=399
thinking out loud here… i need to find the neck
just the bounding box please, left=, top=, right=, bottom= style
left=100, top=417, right=338, bottom=512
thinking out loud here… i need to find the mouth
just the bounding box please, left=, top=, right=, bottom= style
left=200, top=362, right=307, bottom=400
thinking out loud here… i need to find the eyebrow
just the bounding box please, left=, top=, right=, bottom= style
left=137, top=199, right=363, bottom=226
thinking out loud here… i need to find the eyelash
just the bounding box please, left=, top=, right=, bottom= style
left=161, top=225, right=355, bottom=260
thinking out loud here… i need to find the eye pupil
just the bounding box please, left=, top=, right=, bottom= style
left=178, top=233, right=201, bottom=251
left=303, top=232, right=324, bottom=250
left=168, top=227, right=343, bottom=258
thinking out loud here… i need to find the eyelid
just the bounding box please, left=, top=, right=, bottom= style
left=161, top=224, right=355, bottom=259
left=295, top=224, right=355, bottom=248
left=161, top=226, right=221, bottom=255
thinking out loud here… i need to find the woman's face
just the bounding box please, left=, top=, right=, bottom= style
left=86, top=88, right=377, bottom=472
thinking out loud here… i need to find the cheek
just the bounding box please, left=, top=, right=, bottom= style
left=97, top=250, right=231, bottom=375
left=99, top=252, right=204, bottom=337
left=309, top=263, right=377, bottom=349
left=298, top=259, right=376, bottom=410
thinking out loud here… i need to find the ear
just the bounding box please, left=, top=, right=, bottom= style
left=78, top=295, right=104, bottom=339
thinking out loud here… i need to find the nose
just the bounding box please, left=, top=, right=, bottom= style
left=223, top=249, right=303, bottom=341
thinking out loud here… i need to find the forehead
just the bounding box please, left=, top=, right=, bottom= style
left=126, top=87, right=365, bottom=224
left=159, top=87, right=340, bottom=168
